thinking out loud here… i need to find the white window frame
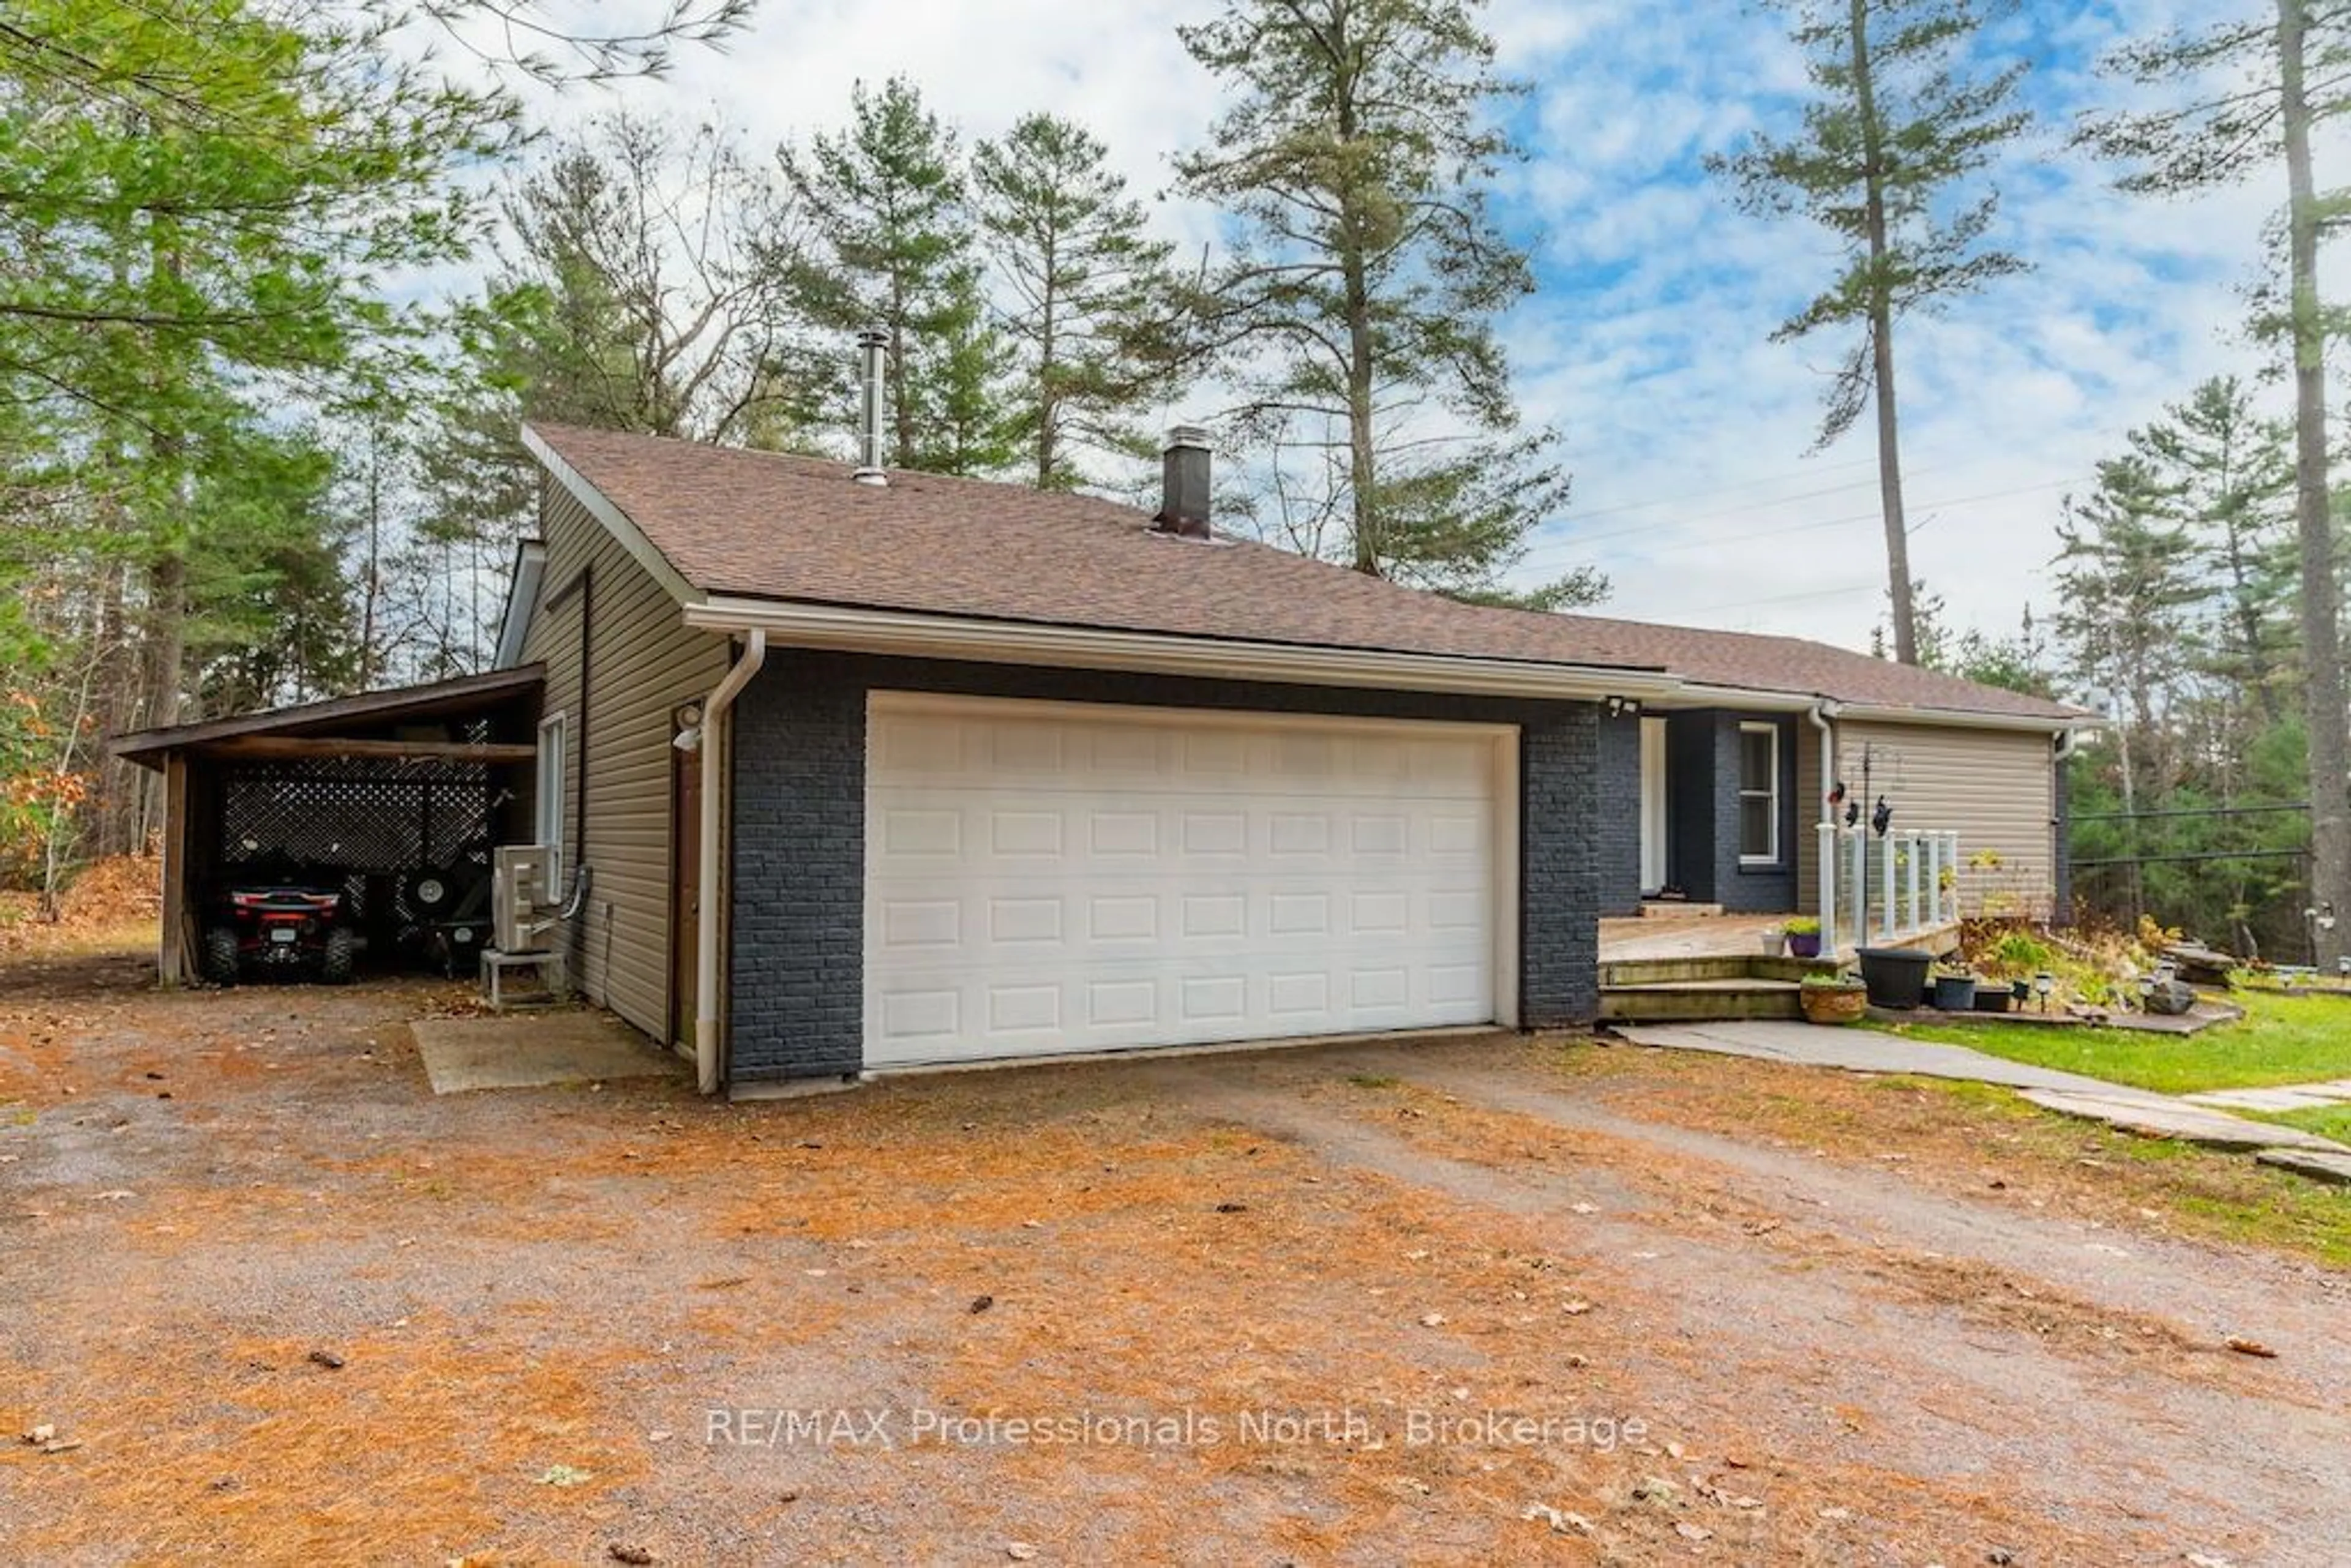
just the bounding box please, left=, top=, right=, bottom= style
left=536, top=711, right=568, bottom=885
left=1738, top=721, right=1780, bottom=866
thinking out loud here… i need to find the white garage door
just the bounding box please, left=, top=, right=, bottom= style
left=863, top=694, right=1510, bottom=1067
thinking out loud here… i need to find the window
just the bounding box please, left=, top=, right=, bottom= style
left=536, top=713, right=567, bottom=882
left=1738, top=722, right=1779, bottom=865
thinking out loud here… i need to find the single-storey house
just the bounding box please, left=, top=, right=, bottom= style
left=489, top=422, right=2086, bottom=1094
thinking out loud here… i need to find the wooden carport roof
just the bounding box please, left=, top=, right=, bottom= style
left=113, top=665, right=546, bottom=768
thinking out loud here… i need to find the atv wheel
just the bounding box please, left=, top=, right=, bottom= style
left=320, top=926, right=358, bottom=985
left=201, top=926, right=241, bottom=985
left=404, top=868, right=455, bottom=914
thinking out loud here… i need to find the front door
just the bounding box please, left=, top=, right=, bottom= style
left=1639, top=717, right=1668, bottom=895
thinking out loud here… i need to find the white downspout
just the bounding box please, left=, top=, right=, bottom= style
left=1809, top=700, right=1841, bottom=951
left=697, top=628, right=767, bottom=1095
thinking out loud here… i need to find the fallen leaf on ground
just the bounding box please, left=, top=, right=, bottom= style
left=2225, top=1337, right=2278, bottom=1359
left=1520, top=1502, right=1592, bottom=1535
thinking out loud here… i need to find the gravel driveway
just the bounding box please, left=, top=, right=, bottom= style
left=1, top=959, right=2341, bottom=1565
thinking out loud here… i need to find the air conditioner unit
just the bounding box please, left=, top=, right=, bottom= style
left=493, top=844, right=556, bottom=954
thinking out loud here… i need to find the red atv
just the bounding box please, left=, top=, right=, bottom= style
left=202, top=885, right=358, bottom=985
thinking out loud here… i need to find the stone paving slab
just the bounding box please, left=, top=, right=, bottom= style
left=2017, top=1089, right=2347, bottom=1153
left=2254, top=1147, right=2351, bottom=1185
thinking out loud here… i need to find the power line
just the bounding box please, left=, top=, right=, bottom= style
left=1676, top=579, right=1883, bottom=615
left=1562, top=452, right=1889, bottom=524
left=1521, top=471, right=2088, bottom=571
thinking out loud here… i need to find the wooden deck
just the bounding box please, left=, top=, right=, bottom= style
left=1599, top=913, right=1794, bottom=963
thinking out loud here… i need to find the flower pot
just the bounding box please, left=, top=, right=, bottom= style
left=1801, top=985, right=1868, bottom=1026
left=1856, top=947, right=1933, bottom=1010
left=1930, top=974, right=1978, bottom=1011
left=1971, top=986, right=2012, bottom=1013
left=1787, top=932, right=1822, bottom=959
left=1760, top=932, right=1788, bottom=957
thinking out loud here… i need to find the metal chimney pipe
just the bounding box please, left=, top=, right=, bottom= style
left=853, top=329, right=888, bottom=487
left=1157, top=424, right=1212, bottom=538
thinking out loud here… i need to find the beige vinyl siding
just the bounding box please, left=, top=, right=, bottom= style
left=520, top=479, right=730, bottom=1043
left=1822, top=720, right=2058, bottom=920
left=1795, top=718, right=1823, bottom=914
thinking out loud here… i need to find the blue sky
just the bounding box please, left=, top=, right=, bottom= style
left=496, top=0, right=2318, bottom=653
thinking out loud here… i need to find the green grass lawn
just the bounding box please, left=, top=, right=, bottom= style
left=1876, top=989, right=2351, bottom=1096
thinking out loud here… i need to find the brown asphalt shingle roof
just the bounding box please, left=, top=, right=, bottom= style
left=528, top=423, right=2085, bottom=724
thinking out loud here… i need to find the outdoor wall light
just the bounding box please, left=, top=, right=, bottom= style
left=1605, top=695, right=1642, bottom=719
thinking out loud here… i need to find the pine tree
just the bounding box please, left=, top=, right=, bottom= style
left=2137, top=377, right=2297, bottom=726
left=1171, top=0, right=1598, bottom=607
left=972, top=113, right=1183, bottom=491
left=2052, top=456, right=2208, bottom=916
left=1709, top=0, right=2031, bottom=666
left=413, top=110, right=820, bottom=638
left=781, top=77, right=1014, bottom=475
left=2083, top=0, right=2351, bottom=965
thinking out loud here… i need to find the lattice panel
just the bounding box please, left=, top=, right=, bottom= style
left=217, top=759, right=501, bottom=877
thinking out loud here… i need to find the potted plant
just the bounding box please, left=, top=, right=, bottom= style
left=1799, top=972, right=1869, bottom=1026
left=1857, top=946, right=1934, bottom=1009
left=1784, top=915, right=1823, bottom=959
left=1760, top=926, right=1789, bottom=957
left=1929, top=965, right=1979, bottom=1012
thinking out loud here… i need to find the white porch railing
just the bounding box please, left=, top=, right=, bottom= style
left=1814, top=823, right=1960, bottom=958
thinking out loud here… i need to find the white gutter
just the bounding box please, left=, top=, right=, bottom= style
left=682, top=596, right=1683, bottom=704
left=1676, top=683, right=2086, bottom=733
left=2053, top=728, right=2083, bottom=762
left=696, top=628, right=767, bottom=1095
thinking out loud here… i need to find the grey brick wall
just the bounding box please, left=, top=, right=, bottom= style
left=1655, top=709, right=1798, bottom=912
left=727, top=659, right=868, bottom=1079
left=1594, top=713, right=1644, bottom=916
left=1520, top=705, right=1601, bottom=1027
left=726, top=651, right=1603, bottom=1082
left=1712, top=712, right=1798, bottom=915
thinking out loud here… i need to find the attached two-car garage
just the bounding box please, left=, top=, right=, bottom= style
left=862, top=694, right=1519, bottom=1068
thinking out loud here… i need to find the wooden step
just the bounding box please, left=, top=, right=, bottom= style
left=1599, top=978, right=1803, bottom=1022
left=1599, top=955, right=1841, bottom=988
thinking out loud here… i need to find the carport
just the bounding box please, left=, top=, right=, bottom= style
left=111, top=666, right=545, bottom=985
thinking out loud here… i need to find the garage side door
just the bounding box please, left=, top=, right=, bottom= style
left=864, top=696, right=1502, bottom=1067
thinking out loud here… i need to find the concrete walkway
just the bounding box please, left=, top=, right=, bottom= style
left=2186, top=1079, right=2351, bottom=1113
left=1616, top=1019, right=2351, bottom=1161
left=411, top=1011, right=681, bottom=1093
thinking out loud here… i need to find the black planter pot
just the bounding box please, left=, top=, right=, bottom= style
left=1930, top=974, right=1978, bottom=1011
left=1856, top=947, right=1934, bottom=1010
